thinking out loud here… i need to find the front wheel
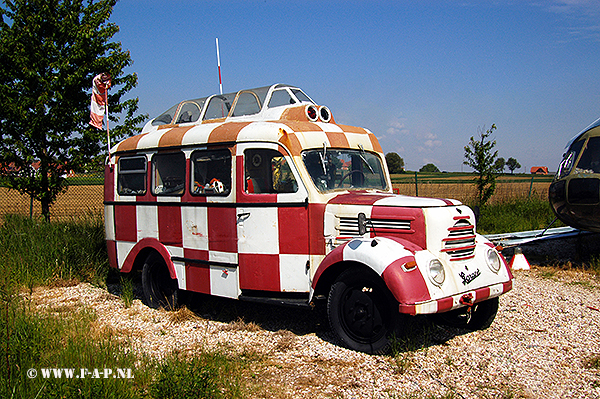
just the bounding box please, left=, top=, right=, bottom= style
left=141, top=252, right=179, bottom=310
left=431, top=297, right=499, bottom=330
left=327, top=267, right=400, bottom=354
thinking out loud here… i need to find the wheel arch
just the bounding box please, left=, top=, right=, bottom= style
left=311, top=237, right=429, bottom=306
left=119, top=238, right=177, bottom=279
left=312, top=260, right=382, bottom=299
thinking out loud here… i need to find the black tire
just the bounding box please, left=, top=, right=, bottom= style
left=327, top=266, right=400, bottom=354
left=141, top=252, right=179, bottom=310
left=431, top=297, right=499, bottom=330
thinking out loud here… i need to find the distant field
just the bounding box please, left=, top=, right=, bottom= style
left=392, top=173, right=553, bottom=205
left=0, top=173, right=554, bottom=219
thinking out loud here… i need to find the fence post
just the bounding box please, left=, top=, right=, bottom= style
left=528, top=175, right=534, bottom=199
left=29, top=194, right=33, bottom=218
left=414, top=171, right=419, bottom=196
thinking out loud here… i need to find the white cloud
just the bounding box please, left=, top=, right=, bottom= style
left=386, top=119, right=409, bottom=136
left=543, top=0, right=600, bottom=41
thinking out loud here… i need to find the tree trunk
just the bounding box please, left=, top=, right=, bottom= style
left=40, top=159, right=50, bottom=222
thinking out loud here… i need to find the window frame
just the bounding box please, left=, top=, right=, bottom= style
left=117, top=155, right=147, bottom=196
left=151, top=152, right=186, bottom=196
left=190, top=148, right=233, bottom=196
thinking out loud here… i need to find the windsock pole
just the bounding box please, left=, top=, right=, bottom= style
left=105, top=89, right=110, bottom=159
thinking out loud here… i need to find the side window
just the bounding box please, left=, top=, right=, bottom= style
left=203, top=95, right=233, bottom=120
left=191, top=149, right=232, bottom=195
left=117, top=156, right=147, bottom=195
left=268, top=89, right=296, bottom=108
left=576, top=136, right=600, bottom=173
left=152, top=152, right=185, bottom=195
left=232, top=92, right=261, bottom=117
left=245, top=149, right=298, bottom=194
left=175, top=102, right=201, bottom=124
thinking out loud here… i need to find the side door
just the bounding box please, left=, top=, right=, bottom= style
left=236, top=143, right=311, bottom=293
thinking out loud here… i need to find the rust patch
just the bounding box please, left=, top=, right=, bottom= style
left=279, top=130, right=303, bottom=156
left=158, top=126, right=194, bottom=148
left=326, top=131, right=350, bottom=148
left=208, top=122, right=251, bottom=144
left=116, top=134, right=147, bottom=153
left=369, top=133, right=383, bottom=153
left=337, top=124, right=367, bottom=134
left=280, top=105, right=308, bottom=122
left=280, top=120, right=322, bottom=133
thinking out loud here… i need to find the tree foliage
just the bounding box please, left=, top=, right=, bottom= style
left=419, top=163, right=440, bottom=173
left=463, top=124, right=498, bottom=206
left=385, top=152, right=405, bottom=174
left=506, top=157, right=521, bottom=174
left=494, top=157, right=505, bottom=173
left=0, top=0, right=146, bottom=220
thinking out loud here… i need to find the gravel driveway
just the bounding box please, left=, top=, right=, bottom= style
left=30, top=268, right=600, bottom=398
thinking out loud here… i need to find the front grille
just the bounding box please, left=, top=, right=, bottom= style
left=337, top=216, right=412, bottom=237
left=442, top=217, right=476, bottom=261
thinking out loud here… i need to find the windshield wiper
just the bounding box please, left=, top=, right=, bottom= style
left=358, top=144, right=375, bottom=174
left=319, top=142, right=327, bottom=175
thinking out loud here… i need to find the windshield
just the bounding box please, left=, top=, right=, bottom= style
left=302, top=148, right=387, bottom=192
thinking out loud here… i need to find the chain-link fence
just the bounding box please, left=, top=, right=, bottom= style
left=0, top=172, right=554, bottom=220
left=0, top=173, right=104, bottom=220
left=392, top=173, right=553, bottom=205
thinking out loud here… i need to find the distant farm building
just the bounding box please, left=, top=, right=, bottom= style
left=530, top=166, right=548, bottom=175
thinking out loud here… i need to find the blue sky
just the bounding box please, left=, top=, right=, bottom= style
left=110, top=0, right=600, bottom=172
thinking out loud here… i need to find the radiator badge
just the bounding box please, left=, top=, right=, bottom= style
left=459, top=268, right=481, bottom=285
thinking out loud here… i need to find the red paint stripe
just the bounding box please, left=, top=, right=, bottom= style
left=278, top=206, right=309, bottom=254
left=184, top=248, right=211, bottom=295
left=239, top=253, right=280, bottom=291
left=158, top=206, right=182, bottom=246
left=114, top=205, right=137, bottom=242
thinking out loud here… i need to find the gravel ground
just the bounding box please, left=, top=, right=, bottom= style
left=29, top=268, right=600, bottom=399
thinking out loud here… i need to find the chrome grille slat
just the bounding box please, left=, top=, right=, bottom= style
left=443, top=218, right=476, bottom=260
left=336, top=216, right=412, bottom=237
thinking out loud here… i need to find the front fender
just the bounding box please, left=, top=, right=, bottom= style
left=311, top=237, right=431, bottom=307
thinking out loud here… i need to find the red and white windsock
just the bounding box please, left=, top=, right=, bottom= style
left=89, top=73, right=112, bottom=130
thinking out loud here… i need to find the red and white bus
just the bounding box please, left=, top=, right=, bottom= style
left=104, top=84, right=512, bottom=353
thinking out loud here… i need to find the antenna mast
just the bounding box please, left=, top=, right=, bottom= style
left=216, top=38, right=223, bottom=95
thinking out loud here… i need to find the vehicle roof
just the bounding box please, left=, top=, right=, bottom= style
left=565, top=116, right=600, bottom=150
left=112, top=84, right=383, bottom=157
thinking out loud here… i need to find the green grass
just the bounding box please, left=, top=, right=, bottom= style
left=471, top=197, right=563, bottom=235
left=0, top=214, right=252, bottom=399
left=0, top=213, right=109, bottom=291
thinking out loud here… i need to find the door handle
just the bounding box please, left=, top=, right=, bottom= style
left=237, top=212, right=250, bottom=223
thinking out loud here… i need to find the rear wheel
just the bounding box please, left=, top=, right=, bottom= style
left=141, top=252, right=179, bottom=310
left=431, top=297, right=499, bottom=330
left=327, top=266, right=400, bottom=354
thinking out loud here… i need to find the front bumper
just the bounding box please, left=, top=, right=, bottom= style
left=398, top=280, right=513, bottom=315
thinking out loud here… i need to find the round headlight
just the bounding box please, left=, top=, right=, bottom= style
left=319, top=106, right=331, bottom=123
left=305, top=105, right=318, bottom=122
left=486, top=248, right=501, bottom=273
left=428, top=259, right=445, bottom=286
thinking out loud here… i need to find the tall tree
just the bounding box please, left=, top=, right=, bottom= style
left=0, top=0, right=145, bottom=220
left=463, top=124, right=498, bottom=206
left=419, top=163, right=440, bottom=173
left=385, top=152, right=405, bottom=174
left=494, top=157, right=506, bottom=173
left=506, top=157, right=521, bottom=174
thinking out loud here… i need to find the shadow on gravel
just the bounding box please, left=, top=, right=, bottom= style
left=107, top=269, right=473, bottom=354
